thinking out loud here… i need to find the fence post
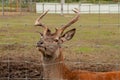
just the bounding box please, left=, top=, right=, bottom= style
left=67, top=3, right=69, bottom=14
left=2, top=0, right=4, bottom=16
left=98, top=1, right=101, bottom=27
left=55, top=3, right=57, bottom=13
left=61, top=0, right=65, bottom=15
left=79, top=2, right=81, bottom=12
left=20, top=0, right=22, bottom=15
left=89, top=4, right=91, bottom=14
left=117, top=1, right=120, bottom=34
left=29, top=0, right=32, bottom=12
left=42, top=3, right=44, bottom=12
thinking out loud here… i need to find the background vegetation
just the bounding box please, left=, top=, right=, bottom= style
left=0, top=0, right=118, bottom=3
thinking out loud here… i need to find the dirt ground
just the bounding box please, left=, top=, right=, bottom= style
left=0, top=44, right=120, bottom=80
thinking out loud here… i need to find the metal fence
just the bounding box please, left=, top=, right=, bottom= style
left=0, top=21, right=120, bottom=80
left=0, top=1, right=120, bottom=16
left=36, top=3, right=120, bottom=14
left=0, top=0, right=120, bottom=80
left=0, top=0, right=36, bottom=16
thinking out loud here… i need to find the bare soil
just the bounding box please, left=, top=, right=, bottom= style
left=0, top=44, right=120, bottom=80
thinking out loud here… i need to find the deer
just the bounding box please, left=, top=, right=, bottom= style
left=34, top=8, right=120, bottom=80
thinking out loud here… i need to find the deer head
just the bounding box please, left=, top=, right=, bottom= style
left=35, top=8, right=80, bottom=62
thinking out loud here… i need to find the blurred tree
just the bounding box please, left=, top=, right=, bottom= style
left=0, top=0, right=118, bottom=3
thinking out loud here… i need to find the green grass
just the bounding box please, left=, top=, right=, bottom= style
left=74, top=46, right=94, bottom=53
left=0, top=13, right=120, bottom=54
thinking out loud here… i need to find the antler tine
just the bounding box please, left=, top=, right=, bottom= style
left=55, top=8, right=80, bottom=38
left=34, top=10, right=49, bottom=27
left=61, top=8, right=80, bottom=31
left=35, top=10, right=50, bottom=37
left=72, top=8, right=79, bottom=13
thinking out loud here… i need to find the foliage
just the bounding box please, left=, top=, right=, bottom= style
left=0, top=0, right=29, bottom=8
left=35, top=0, right=118, bottom=3
left=0, top=0, right=118, bottom=9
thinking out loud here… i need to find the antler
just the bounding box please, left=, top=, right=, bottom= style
left=35, top=10, right=50, bottom=37
left=55, top=8, right=80, bottom=38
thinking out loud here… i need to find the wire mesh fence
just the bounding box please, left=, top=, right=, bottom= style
left=0, top=0, right=36, bottom=16
left=0, top=0, right=120, bottom=80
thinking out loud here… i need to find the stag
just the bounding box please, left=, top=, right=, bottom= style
left=35, top=8, right=120, bottom=80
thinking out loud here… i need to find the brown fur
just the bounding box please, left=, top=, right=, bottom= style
left=42, top=48, right=120, bottom=80
left=54, top=48, right=120, bottom=80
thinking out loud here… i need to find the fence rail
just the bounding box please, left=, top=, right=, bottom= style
left=36, top=3, right=120, bottom=14
left=0, top=1, right=120, bottom=16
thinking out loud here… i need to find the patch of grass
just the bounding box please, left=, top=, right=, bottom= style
left=0, top=13, right=120, bottom=54
left=74, top=46, right=94, bottom=53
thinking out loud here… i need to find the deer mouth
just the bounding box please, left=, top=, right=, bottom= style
left=43, top=53, right=53, bottom=58
left=37, top=46, right=45, bottom=53
left=37, top=46, right=53, bottom=59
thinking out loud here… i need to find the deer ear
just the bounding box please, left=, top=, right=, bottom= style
left=39, top=32, right=44, bottom=38
left=46, top=29, right=51, bottom=36
left=60, top=28, right=76, bottom=42
left=36, top=31, right=43, bottom=38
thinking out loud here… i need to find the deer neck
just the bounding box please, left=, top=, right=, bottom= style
left=42, top=48, right=70, bottom=80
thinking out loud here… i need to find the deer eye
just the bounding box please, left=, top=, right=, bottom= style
left=54, top=39, right=59, bottom=42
